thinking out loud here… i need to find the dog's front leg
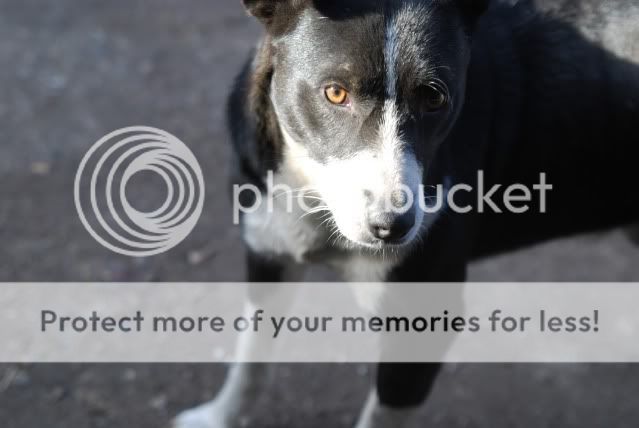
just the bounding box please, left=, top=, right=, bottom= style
left=350, top=285, right=446, bottom=428
left=174, top=252, right=297, bottom=428
left=353, top=291, right=445, bottom=428
left=353, top=227, right=469, bottom=428
left=354, top=363, right=442, bottom=428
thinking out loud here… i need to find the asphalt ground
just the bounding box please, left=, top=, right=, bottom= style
left=0, top=1, right=638, bottom=427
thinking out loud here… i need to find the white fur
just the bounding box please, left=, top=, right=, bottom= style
left=385, top=16, right=399, bottom=99
left=264, top=10, right=424, bottom=250
left=577, top=4, right=639, bottom=62
left=281, top=118, right=423, bottom=249
left=337, top=254, right=394, bottom=313
left=173, top=305, right=269, bottom=428
left=174, top=294, right=297, bottom=428
left=242, top=152, right=329, bottom=263
left=600, top=7, right=639, bottom=61
left=242, top=188, right=322, bottom=263
left=354, top=392, right=418, bottom=428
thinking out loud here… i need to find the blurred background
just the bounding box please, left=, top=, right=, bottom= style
left=1, top=1, right=638, bottom=427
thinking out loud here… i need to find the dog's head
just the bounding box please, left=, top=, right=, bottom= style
left=243, top=0, right=487, bottom=250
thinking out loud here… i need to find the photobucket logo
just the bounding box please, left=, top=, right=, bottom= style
left=232, top=171, right=553, bottom=225
left=74, top=126, right=205, bottom=257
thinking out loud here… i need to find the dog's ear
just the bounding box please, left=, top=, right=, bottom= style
left=242, top=0, right=277, bottom=22
left=241, top=0, right=299, bottom=29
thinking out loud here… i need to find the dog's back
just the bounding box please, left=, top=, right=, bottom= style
left=457, top=0, right=639, bottom=256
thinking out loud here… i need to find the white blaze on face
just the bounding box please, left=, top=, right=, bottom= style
left=275, top=14, right=424, bottom=248
left=281, top=100, right=423, bottom=247
left=282, top=15, right=424, bottom=246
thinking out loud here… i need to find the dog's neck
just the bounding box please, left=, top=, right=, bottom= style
left=246, top=37, right=284, bottom=176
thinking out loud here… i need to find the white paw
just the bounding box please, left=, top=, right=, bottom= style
left=173, top=403, right=230, bottom=428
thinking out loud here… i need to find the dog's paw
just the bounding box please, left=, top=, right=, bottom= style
left=172, top=403, right=235, bottom=428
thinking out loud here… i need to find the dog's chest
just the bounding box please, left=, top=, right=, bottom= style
left=242, top=198, right=325, bottom=263
left=240, top=153, right=397, bottom=284
left=241, top=164, right=330, bottom=263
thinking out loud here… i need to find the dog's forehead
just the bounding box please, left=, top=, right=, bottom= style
left=306, top=2, right=437, bottom=53
left=287, top=1, right=442, bottom=94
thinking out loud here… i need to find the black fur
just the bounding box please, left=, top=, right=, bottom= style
left=230, top=0, right=639, bottom=412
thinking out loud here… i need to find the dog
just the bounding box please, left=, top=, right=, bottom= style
left=174, top=0, right=639, bottom=426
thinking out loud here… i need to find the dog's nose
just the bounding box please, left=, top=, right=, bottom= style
left=368, top=212, right=415, bottom=243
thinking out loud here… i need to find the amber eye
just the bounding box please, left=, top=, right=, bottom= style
left=423, top=83, right=449, bottom=112
left=325, top=84, right=349, bottom=105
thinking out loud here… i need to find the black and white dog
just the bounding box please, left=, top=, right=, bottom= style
left=175, top=0, right=639, bottom=426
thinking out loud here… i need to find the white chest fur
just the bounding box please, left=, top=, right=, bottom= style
left=241, top=151, right=329, bottom=263
left=241, top=143, right=397, bottom=284
left=242, top=190, right=326, bottom=263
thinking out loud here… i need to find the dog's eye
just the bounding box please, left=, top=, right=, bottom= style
left=423, top=83, right=449, bottom=112
left=325, top=84, right=349, bottom=105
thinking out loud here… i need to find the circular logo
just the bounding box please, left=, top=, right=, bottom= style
left=74, top=126, right=205, bottom=257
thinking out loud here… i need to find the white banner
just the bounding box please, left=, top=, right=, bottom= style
left=0, top=283, right=636, bottom=363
